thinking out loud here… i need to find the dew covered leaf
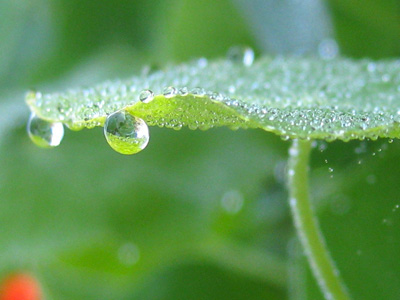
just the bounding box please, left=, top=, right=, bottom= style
left=26, top=55, right=400, bottom=141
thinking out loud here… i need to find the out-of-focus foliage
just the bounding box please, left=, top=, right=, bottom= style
left=327, top=0, right=400, bottom=58
left=1, top=0, right=400, bottom=299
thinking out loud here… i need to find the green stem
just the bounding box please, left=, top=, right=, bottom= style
left=287, top=139, right=350, bottom=300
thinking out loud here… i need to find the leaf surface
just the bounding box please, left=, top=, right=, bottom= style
left=26, top=56, right=400, bottom=141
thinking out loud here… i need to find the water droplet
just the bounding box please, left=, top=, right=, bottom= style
left=118, top=243, right=140, bottom=266
left=366, top=174, right=376, bottom=184
left=289, top=147, right=298, bottom=157
left=280, top=135, right=290, bottom=141
left=104, top=110, right=149, bottom=155
left=191, top=87, right=206, bottom=96
left=319, top=142, right=327, bottom=152
left=197, top=57, right=208, bottom=68
left=382, top=74, right=391, bottom=82
left=227, top=46, right=254, bottom=66
left=354, top=142, right=367, bottom=154
left=330, top=194, right=351, bottom=216
left=139, top=89, right=154, bottom=103
left=27, top=114, right=64, bottom=148
left=367, top=63, right=376, bottom=72
left=163, top=86, right=177, bottom=98
left=179, top=87, right=189, bottom=96
left=318, top=39, right=339, bottom=60
left=141, top=64, right=159, bottom=76
left=220, top=190, right=244, bottom=214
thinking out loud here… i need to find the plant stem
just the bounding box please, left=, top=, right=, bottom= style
left=287, top=139, right=350, bottom=300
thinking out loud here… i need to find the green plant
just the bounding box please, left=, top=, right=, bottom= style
left=25, top=53, right=400, bottom=300
left=2, top=1, right=400, bottom=299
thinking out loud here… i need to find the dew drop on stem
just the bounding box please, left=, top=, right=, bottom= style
left=27, top=113, right=64, bottom=148
left=104, top=110, right=149, bottom=155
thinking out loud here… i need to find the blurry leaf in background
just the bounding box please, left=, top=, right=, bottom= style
left=233, top=0, right=335, bottom=54
left=32, top=0, right=169, bottom=84
left=327, top=0, right=400, bottom=58
left=0, top=0, right=56, bottom=89
left=153, top=0, right=256, bottom=62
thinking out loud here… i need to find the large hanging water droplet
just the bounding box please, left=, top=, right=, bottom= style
left=27, top=114, right=64, bottom=148
left=104, top=110, right=149, bottom=155
left=227, top=46, right=254, bottom=67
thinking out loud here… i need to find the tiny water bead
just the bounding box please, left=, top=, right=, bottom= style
left=227, top=46, right=255, bottom=67
left=139, top=89, right=154, bottom=103
left=118, top=243, right=140, bottom=266
left=27, top=114, right=64, bottom=148
left=178, top=87, right=189, bottom=96
left=163, top=86, right=177, bottom=98
left=220, top=190, right=244, bottom=215
left=104, top=110, right=149, bottom=155
left=318, top=39, right=339, bottom=60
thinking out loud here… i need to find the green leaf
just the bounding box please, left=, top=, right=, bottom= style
left=26, top=55, right=400, bottom=141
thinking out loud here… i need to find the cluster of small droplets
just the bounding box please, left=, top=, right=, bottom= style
left=134, top=84, right=248, bottom=131
left=26, top=50, right=400, bottom=141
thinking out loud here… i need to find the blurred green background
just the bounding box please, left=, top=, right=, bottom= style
left=0, top=0, right=399, bottom=299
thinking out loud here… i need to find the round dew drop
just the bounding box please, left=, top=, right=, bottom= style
left=104, top=110, right=149, bottom=155
left=179, top=87, right=189, bottom=96
left=139, top=89, right=154, bottom=103
left=27, top=114, right=64, bottom=148
left=227, top=46, right=254, bottom=67
left=163, top=86, right=177, bottom=98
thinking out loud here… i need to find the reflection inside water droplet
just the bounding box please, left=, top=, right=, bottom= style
left=27, top=113, right=64, bottom=148
left=104, top=110, right=149, bottom=155
left=227, top=46, right=254, bottom=66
